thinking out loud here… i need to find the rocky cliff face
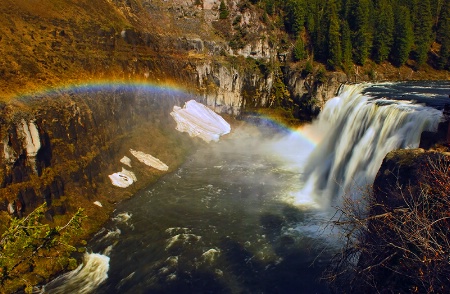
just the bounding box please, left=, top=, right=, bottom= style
left=0, top=0, right=347, bottom=247
left=372, top=118, right=450, bottom=214
left=0, top=0, right=343, bottom=110
left=0, top=88, right=198, bottom=222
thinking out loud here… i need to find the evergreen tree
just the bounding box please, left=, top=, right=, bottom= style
left=437, top=0, right=450, bottom=42
left=372, top=0, right=394, bottom=63
left=0, top=204, right=85, bottom=292
left=219, top=0, right=229, bottom=19
left=314, top=2, right=328, bottom=61
left=264, top=0, right=448, bottom=71
left=439, top=38, right=450, bottom=70
left=346, top=0, right=365, bottom=32
left=391, top=6, right=414, bottom=66
left=284, top=0, right=305, bottom=35
left=293, top=36, right=307, bottom=61
left=431, top=0, right=445, bottom=32
left=265, top=0, right=275, bottom=15
left=340, top=0, right=353, bottom=20
left=304, top=0, right=319, bottom=34
left=352, top=0, right=371, bottom=65
left=326, top=0, right=341, bottom=69
left=397, top=0, right=417, bottom=21
left=438, top=0, right=450, bottom=69
left=341, top=20, right=353, bottom=71
left=413, top=0, right=433, bottom=67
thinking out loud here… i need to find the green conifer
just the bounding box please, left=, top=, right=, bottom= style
left=391, top=6, right=414, bottom=66
left=293, top=36, right=307, bottom=61
left=285, top=0, right=305, bottom=35
left=352, top=0, right=371, bottom=65
left=413, top=0, right=433, bottom=67
left=314, top=3, right=328, bottom=61
left=219, top=0, right=229, bottom=19
left=438, top=0, right=450, bottom=69
left=373, top=0, right=394, bottom=63
left=341, top=20, right=353, bottom=71
left=326, top=0, right=341, bottom=69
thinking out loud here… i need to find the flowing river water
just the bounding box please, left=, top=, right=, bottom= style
left=42, top=81, right=450, bottom=294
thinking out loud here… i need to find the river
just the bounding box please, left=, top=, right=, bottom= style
left=41, top=81, right=449, bottom=294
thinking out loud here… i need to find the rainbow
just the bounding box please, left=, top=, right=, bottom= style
left=12, top=79, right=320, bottom=147
left=293, top=126, right=320, bottom=148
left=13, top=79, right=190, bottom=101
left=248, top=114, right=320, bottom=148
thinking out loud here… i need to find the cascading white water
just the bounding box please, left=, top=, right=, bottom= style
left=296, top=84, right=443, bottom=208
left=39, top=253, right=110, bottom=294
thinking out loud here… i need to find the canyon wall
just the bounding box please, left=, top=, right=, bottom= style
left=0, top=88, right=197, bottom=221
left=0, top=0, right=346, bottom=222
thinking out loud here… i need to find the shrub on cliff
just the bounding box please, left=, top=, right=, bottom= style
left=219, top=0, right=229, bottom=19
left=0, top=204, right=85, bottom=293
left=326, top=154, right=450, bottom=293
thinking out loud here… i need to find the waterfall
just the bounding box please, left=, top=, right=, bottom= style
left=296, top=84, right=443, bottom=208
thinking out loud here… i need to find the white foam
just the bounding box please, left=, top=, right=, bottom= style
left=130, top=149, right=169, bottom=171
left=170, top=100, right=231, bottom=142
left=109, top=168, right=137, bottom=188
left=102, top=228, right=121, bottom=240
left=112, top=212, right=132, bottom=223
left=201, top=248, right=221, bottom=264
left=165, top=233, right=202, bottom=250
left=41, top=253, right=109, bottom=294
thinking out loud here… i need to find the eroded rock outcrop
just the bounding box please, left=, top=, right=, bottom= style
left=0, top=88, right=195, bottom=219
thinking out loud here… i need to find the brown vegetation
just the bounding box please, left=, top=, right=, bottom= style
left=327, top=153, right=450, bottom=293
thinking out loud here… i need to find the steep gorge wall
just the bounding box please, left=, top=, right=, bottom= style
left=0, top=88, right=195, bottom=223
left=0, top=0, right=345, bottom=220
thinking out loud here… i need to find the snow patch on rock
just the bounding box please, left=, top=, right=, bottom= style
left=93, top=201, right=103, bottom=207
left=170, top=100, right=231, bottom=142
left=120, top=156, right=132, bottom=167
left=109, top=168, right=137, bottom=188
left=130, top=149, right=169, bottom=171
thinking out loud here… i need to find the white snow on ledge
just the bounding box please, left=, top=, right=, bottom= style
left=120, top=156, right=132, bottom=167
left=170, top=100, right=231, bottom=143
left=130, top=149, right=169, bottom=171
left=109, top=168, right=137, bottom=188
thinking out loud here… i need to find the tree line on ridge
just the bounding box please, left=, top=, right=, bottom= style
left=247, top=0, right=450, bottom=71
